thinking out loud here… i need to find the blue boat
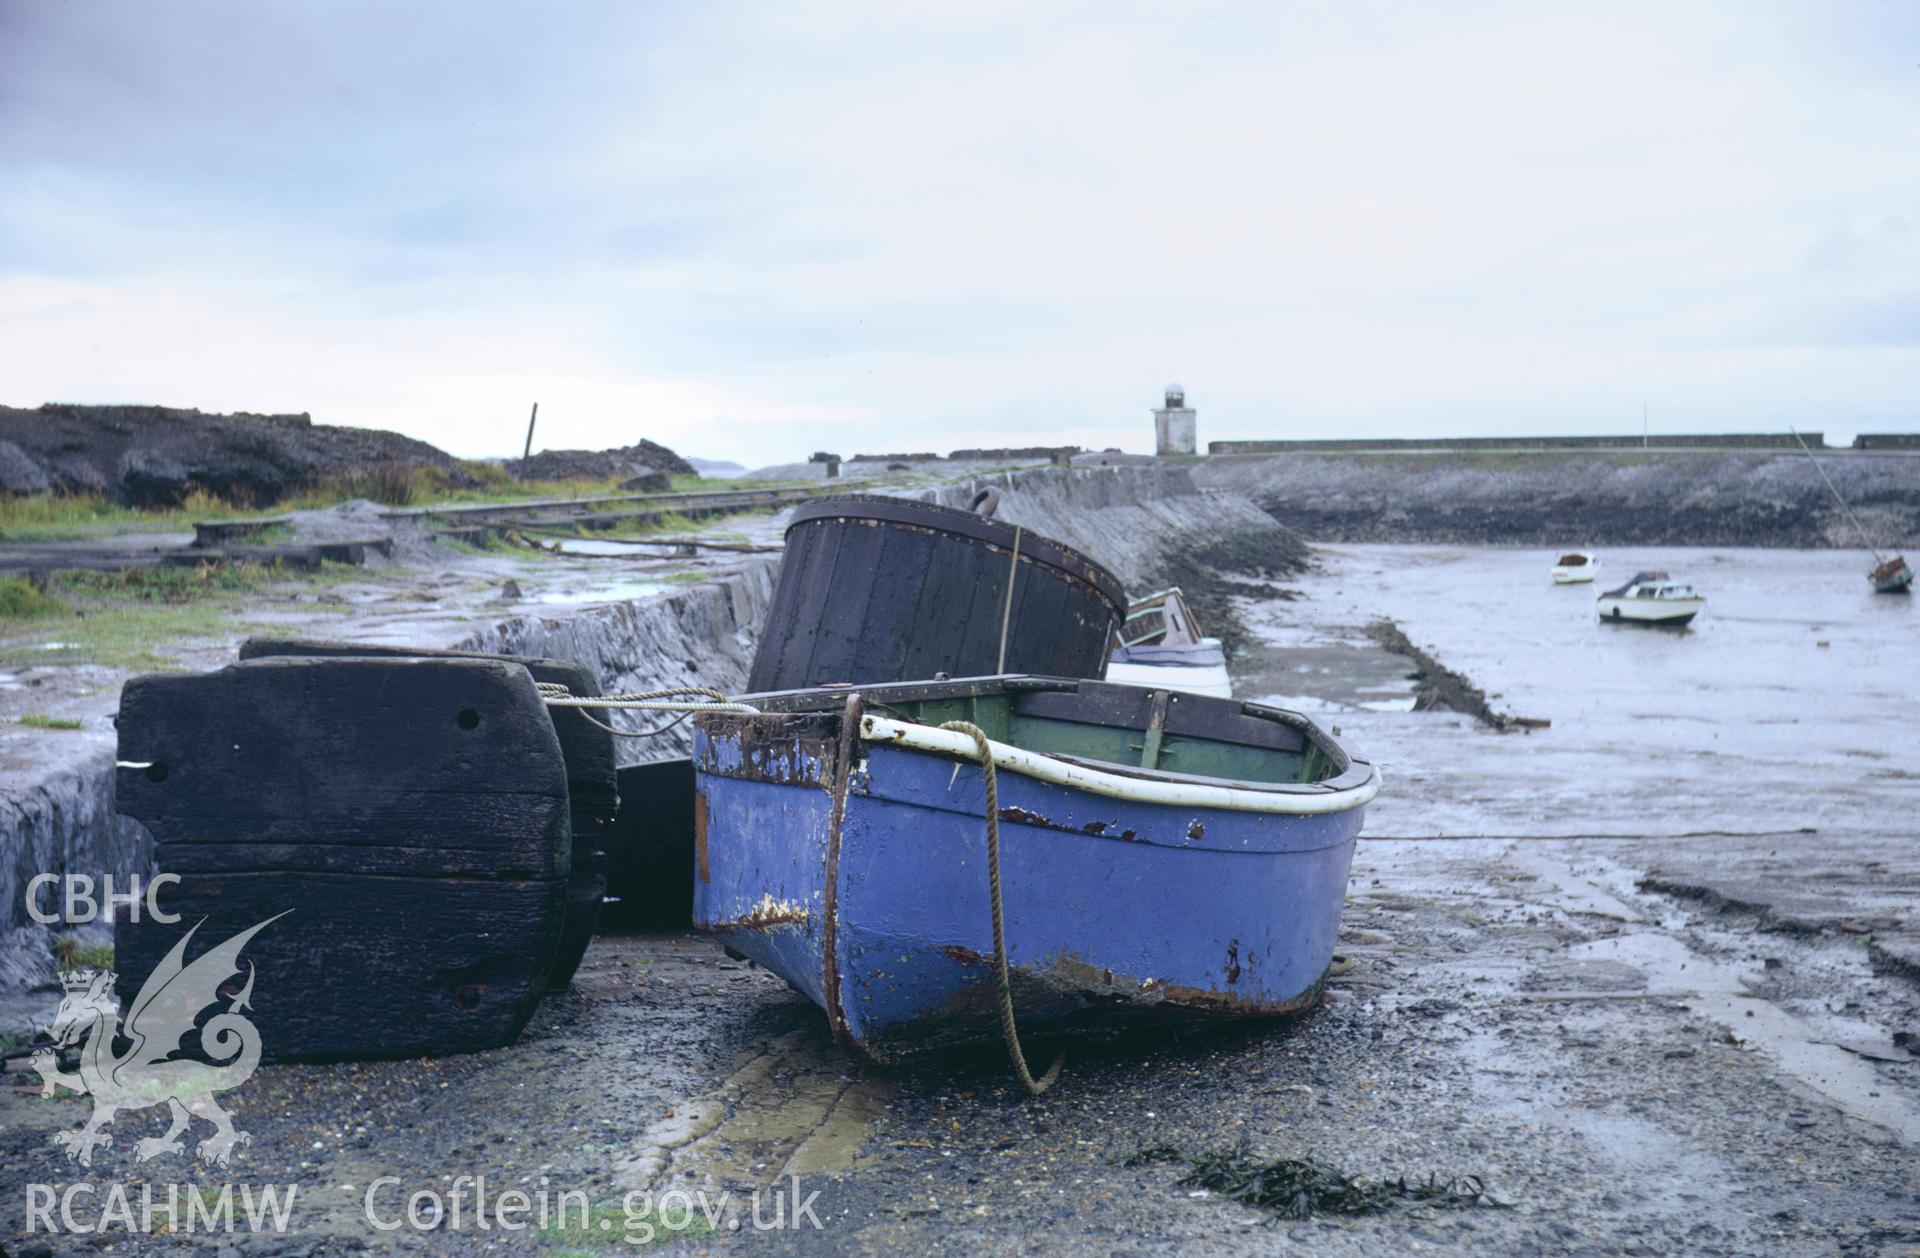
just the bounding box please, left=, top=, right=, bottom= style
left=691, top=676, right=1379, bottom=1071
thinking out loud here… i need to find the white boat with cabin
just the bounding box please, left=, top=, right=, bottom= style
left=1551, top=552, right=1597, bottom=584
left=1596, top=571, right=1704, bottom=627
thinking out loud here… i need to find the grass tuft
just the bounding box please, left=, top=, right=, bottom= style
left=1, top=561, right=351, bottom=671
left=54, top=936, right=114, bottom=971
left=537, top=1201, right=712, bottom=1248
left=17, top=714, right=83, bottom=730
left=53, top=561, right=270, bottom=604
left=0, top=576, right=68, bottom=620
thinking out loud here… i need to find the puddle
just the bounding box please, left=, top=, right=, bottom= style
left=548, top=538, right=680, bottom=557
left=533, top=579, right=674, bottom=606
left=1509, top=845, right=1920, bottom=1142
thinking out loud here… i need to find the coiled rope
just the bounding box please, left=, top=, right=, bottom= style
left=939, top=719, right=1064, bottom=1096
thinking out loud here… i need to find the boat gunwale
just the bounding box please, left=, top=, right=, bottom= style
left=703, top=675, right=1378, bottom=815
left=857, top=715, right=1377, bottom=814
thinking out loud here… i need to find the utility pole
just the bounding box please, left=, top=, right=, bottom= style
left=521, top=403, right=539, bottom=471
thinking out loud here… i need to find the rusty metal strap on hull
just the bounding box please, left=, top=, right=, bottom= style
left=821, top=693, right=864, bottom=1057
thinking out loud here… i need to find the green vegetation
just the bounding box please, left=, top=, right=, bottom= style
left=54, top=560, right=273, bottom=603
left=438, top=530, right=515, bottom=557
left=538, top=1201, right=712, bottom=1249
left=54, top=935, right=114, bottom=971
left=0, top=467, right=663, bottom=542
left=1, top=560, right=356, bottom=671
left=0, top=576, right=67, bottom=619
left=0, top=488, right=232, bottom=543
left=624, top=511, right=701, bottom=536
left=17, top=714, right=83, bottom=730
left=0, top=458, right=825, bottom=544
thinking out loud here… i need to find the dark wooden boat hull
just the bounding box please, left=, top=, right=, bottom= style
left=115, top=657, right=570, bottom=1060
left=238, top=638, right=615, bottom=990
left=749, top=496, right=1127, bottom=691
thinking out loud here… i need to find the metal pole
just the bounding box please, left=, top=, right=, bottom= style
left=1790, top=426, right=1881, bottom=563
left=522, top=403, right=539, bottom=464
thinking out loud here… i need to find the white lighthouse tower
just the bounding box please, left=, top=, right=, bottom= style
left=1153, top=383, right=1197, bottom=457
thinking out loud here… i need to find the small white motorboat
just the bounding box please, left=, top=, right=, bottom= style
left=1551, top=552, right=1597, bottom=584
left=1596, top=571, right=1704, bottom=627
left=1105, top=587, right=1233, bottom=697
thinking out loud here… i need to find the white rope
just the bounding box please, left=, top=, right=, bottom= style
left=546, top=697, right=760, bottom=714
left=535, top=682, right=758, bottom=713
left=535, top=683, right=759, bottom=737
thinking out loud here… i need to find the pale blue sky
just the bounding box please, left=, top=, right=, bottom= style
left=2, top=2, right=1916, bottom=463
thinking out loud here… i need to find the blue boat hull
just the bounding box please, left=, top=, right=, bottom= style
left=692, top=716, right=1366, bottom=1062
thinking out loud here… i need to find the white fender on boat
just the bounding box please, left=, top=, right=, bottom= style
left=857, top=714, right=1380, bottom=815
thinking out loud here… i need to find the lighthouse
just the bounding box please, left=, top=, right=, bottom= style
left=1153, top=383, right=1197, bottom=457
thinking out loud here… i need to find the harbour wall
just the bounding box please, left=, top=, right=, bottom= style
left=1211, top=433, right=1920, bottom=453
left=1193, top=449, right=1920, bottom=547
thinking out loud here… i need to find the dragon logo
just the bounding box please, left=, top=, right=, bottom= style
left=31, top=913, right=285, bottom=1167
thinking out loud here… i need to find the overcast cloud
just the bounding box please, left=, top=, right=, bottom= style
left=1, top=1, right=1916, bottom=463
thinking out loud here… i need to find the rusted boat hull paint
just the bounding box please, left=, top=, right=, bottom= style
left=692, top=716, right=1366, bottom=1062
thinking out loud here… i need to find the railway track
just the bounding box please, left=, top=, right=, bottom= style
left=383, top=483, right=837, bottom=529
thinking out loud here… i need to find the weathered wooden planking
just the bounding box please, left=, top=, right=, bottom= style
left=550, top=849, right=608, bottom=989
left=118, top=657, right=570, bottom=876
left=749, top=498, right=1126, bottom=691
left=115, top=872, right=564, bottom=1062
left=232, top=640, right=616, bottom=991
left=236, top=638, right=617, bottom=826
left=602, top=760, right=698, bottom=926
left=115, top=656, right=573, bottom=1057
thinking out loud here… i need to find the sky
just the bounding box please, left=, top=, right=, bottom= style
left=1, top=2, right=1916, bottom=465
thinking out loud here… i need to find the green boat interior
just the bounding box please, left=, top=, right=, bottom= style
left=746, top=675, right=1345, bottom=788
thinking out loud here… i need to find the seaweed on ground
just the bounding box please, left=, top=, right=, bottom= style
left=1128, top=1139, right=1509, bottom=1220
left=1362, top=619, right=1549, bottom=732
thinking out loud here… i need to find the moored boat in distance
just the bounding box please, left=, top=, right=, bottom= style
left=1790, top=427, right=1913, bottom=595
left=691, top=675, right=1378, bottom=1066
left=1870, top=554, right=1914, bottom=594
left=1597, top=571, right=1704, bottom=627
left=1551, top=552, right=1597, bottom=584
left=1105, top=587, right=1232, bottom=697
